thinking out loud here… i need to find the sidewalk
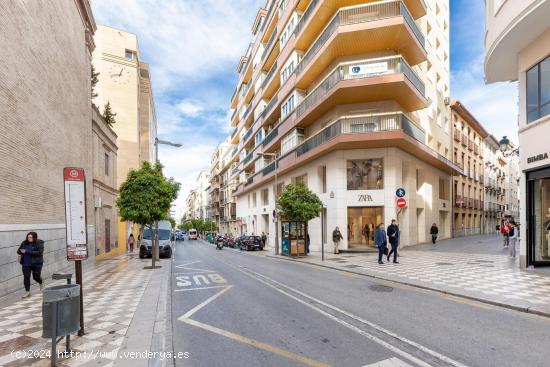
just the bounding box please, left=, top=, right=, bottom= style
left=267, top=235, right=550, bottom=317
left=0, top=254, right=171, bottom=367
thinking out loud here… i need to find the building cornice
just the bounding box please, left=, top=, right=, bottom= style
left=450, top=100, right=490, bottom=138
left=74, top=0, right=97, bottom=55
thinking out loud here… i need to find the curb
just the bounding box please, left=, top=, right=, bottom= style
left=265, top=254, right=550, bottom=319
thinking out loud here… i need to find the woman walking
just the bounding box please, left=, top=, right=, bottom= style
left=430, top=223, right=439, bottom=244
left=17, top=232, right=44, bottom=298
left=127, top=233, right=136, bottom=253
left=508, top=221, right=518, bottom=258
left=374, top=223, right=387, bottom=264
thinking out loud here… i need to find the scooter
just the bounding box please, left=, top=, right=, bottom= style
left=216, top=238, right=224, bottom=250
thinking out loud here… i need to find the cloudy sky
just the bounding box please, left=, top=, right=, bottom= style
left=92, top=0, right=519, bottom=220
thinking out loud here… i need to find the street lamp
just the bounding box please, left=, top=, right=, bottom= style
left=498, top=136, right=519, bottom=157
left=151, top=137, right=182, bottom=268
left=257, top=152, right=279, bottom=255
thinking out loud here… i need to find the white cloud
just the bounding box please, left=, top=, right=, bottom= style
left=177, top=99, right=204, bottom=117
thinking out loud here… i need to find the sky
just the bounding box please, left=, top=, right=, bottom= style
left=92, top=0, right=519, bottom=221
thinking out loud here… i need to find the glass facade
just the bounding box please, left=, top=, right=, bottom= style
left=526, top=55, right=550, bottom=123
left=346, top=159, right=383, bottom=190
left=527, top=168, right=550, bottom=266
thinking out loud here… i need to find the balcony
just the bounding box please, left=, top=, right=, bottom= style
left=474, top=144, right=479, bottom=155
left=262, top=126, right=279, bottom=147
left=261, top=61, right=279, bottom=98
left=461, top=134, right=468, bottom=146
left=468, top=139, right=474, bottom=151
left=294, top=1, right=426, bottom=90
left=455, top=195, right=463, bottom=208
left=296, top=56, right=427, bottom=127
left=453, top=130, right=461, bottom=142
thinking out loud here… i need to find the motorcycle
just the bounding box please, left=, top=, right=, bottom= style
left=216, top=236, right=224, bottom=250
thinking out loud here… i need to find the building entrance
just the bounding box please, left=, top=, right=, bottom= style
left=347, top=207, right=383, bottom=247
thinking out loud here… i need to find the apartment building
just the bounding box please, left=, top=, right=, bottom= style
left=485, top=0, right=550, bottom=267
left=504, top=152, right=520, bottom=220
left=210, top=141, right=232, bottom=229
left=483, top=135, right=506, bottom=234
left=219, top=146, right=239, bottom=235
left=92, top=106, right=119, bottom=259
left=185, top=171, right=211, bottom=220
left=92, top=25, right=158, bottom=252
left=0, top=0, right=96, bottom=296
left=224, top=0, right=460, bottom=251
left=450, top=100, right=488, bottom=237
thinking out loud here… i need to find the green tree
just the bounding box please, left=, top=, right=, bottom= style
left=103, top=101, right=117, bottom=126
left=277, top=183, right=323, bottom=222
left=168, top=217, right=176, bottom=229
left=117, top=161, right=180, bottom=267
left=91, top=64, right=100, bottom=101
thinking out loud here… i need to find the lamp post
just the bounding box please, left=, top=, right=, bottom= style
left=152, top=137, right=182, bottom=268
left=257, top=152, right=279, bottom=255
left=498, top=136, right=519, bottom=157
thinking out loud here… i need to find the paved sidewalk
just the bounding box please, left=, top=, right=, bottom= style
left=0, top=254, right=171, bottom=367
left=267, top=235, right=550, bottom=317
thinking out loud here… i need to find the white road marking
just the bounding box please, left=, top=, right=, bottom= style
left=178, top=285, right=233, bottom=319
left=229, top=264, right=469, bottom=367
left=174, top=285, right=229, bottom=292
left=175, top=260, right=201, bottom=268
left=363, top=357, right=413, bottom=367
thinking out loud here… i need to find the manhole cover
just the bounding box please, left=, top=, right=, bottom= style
left=435, top=262, right=454, bottom=266
left=369, top=285, right=393, bottom=292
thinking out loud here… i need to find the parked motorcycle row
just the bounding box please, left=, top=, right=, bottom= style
left=209, top=234, right=265, bottom=252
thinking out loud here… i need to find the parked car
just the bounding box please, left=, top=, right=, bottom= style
left=238, top=235, right=264, bottom=251
left=175, top=231, right=185, bottom=241
left=139, top=221, right=174, bottom=258
left=188, top=229, right=198, bottom=240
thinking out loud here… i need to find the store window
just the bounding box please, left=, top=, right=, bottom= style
left=346, top=159, right=383, bottom=190
left=526, top=55, right=550, bottom=123
left=531, top=176, right=550, bottom=263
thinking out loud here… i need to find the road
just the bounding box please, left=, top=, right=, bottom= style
left=170, top=239, right=550, bottom=367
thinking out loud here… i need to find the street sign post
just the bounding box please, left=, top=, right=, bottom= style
left=397, top=198, right=407, bottom=209
left=63, top=167, right=87, bottom=336
left=396, top=188, right=406, bottom=198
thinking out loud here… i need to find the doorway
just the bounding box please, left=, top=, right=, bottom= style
left=347, top=207, right=383, bottom=247
left=105, top=219, right=111, bottom=253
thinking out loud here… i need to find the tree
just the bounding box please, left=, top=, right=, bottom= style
left=168, top=217, right=176, bottom=229
left=117, top=161, right=180, bottom=267
left=277, top=183, right=323, bottom=222
left=91, top=64, right=100, bottom=101
left=103, top=102, right=117, bottom=126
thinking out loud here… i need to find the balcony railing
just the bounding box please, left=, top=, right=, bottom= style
left=261, top=95, right=279, bottom=119
left=453, top=130, right=461, bottom=142
left=296, top=56, right=425, bottom=119
left=242, top=127, right=253, bottom=143
left=231, top=127, right=238, bottom=139
left=262, top=161, right=276, bottom=176
left=461, top=134, right=468, bottom=146
left=242, top=151, right=254, bottom=165
left=295, top=113, right=425, bottom=157
left=261, top=61, right=278, bottom=90
left=294, top=0, right=321, bottom=36
left=262, top=126, right=279, bottom=147
left=295, top=1, right=424, bottom=76
left=261, top=27, right=278, bottom=60
left=468, top=139, right=474, bottom=151
left=231, top=108, right=238, bottom=121
left=455, top=195, right=463, bottom=207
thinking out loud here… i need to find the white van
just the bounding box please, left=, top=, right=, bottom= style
left=139, top=220, right=174, bottom=258
left=188, top=229, right=198, bottom=240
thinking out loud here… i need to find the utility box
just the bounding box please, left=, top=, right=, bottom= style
left=42, top=284, right=80, bottom=338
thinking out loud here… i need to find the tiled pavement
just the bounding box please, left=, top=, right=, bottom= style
left=0, top=255, right=156, bottom=367
left=268, top=235, right=550, bottom=317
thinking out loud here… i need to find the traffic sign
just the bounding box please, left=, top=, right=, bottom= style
left=396, top=198, right=407, bottom=208
left=396, top=188, right=406, bottom=198
left=63, top=167, right=88, bottom=260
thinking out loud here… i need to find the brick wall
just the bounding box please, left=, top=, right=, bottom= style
left=0, top=1, right=95, bottom=296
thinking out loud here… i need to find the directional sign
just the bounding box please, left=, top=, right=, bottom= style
left=64, top=167, right=88, bottom=260
left=396, top=188, right=406, bottom=198
left=396, top=198, right=407, bottom=209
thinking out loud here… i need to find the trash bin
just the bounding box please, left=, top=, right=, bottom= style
left=42, top=284, right=80, bottom=338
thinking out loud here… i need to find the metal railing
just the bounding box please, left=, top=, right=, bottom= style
left=295, top=114, right=425, bottom=157
left=261, top=95, right=279, bottom=119
left=231, top=128, right=238, bottom=139
left=262, top=161, right=276, bottom=175
left=242, top=127, right=253, bottom=143
left=261, top=61, right=278, bottom=90
left=296, top=56, right=425, bottom=118
left=295, top=1, right=424, bottom=76
left=242, top=151, right=253, bottom=165
left=262, top=126, right=279, bottom=147
left=262, top=27, right=278, bottom=60
left=293, top=0, right=321, bottom=36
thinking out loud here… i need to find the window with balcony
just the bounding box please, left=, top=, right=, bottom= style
left=255, top=128, right=265, bottom=146
left=346, top=159, right=383, bottom=190
left=280, top=12, right=300, bottom=48
left=281, top=128, right=304, bottom=155
left=281, top=61, right=294, bottom=84
left=526, top=55, right=550, bottom=123
left=281, top=94, right=295, bottom=119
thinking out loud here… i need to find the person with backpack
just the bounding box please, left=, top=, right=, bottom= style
left=374, top=223, right=387, bottom=264
left=430, top=223, right=439, bottom=244
left=500, top=222, right=509, bottom=248
left=508, top=221, right=518, bottom=258
left=332, top=226, right=343, bottom=254
left=17, top=232, right=44, bottom=298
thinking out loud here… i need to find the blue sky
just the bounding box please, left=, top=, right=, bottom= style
left=92, top=0, right=518, bottom=219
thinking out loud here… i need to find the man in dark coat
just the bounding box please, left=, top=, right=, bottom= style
left=386, top=220, right=399, bottom=264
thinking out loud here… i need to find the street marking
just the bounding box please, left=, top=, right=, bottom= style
left=363, top=357, right=413, bottom=367
left=174, top=285, right=229, bottom=292
left=179, top=285, right=233, bottom=319
left=176, top=260, right=201, bottom=268
left=229, top=264, right=469, bottom=367
left=175, top=273, right=227, bottom=288
left=180, top=318, right=331, bottom=367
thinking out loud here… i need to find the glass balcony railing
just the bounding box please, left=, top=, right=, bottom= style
left=261, top=95, right=279, bottom=119
left=242, top=127, right=253, bottom=143
left=295, top=114, right=425, bottom=157
left=261, top=27, right=278, bottom=60
left=296, top=56, right=425, bottom=119
left=293, top=0, right=321, bottom=36
left=231, top=127, right=238, bottom=139
left=261, top=61, right=278, bottom=90
left=295, top=1, right=425, bottom=76
left=262, top=126, right=279, bottom=147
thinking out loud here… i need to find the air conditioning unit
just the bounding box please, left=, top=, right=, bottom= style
left=94, top=196, right=102, bottom=208
left=444, top=97, right=450, bottom=105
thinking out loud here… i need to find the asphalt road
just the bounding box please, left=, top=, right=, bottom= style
left=170, top=239, right=550, bottom=367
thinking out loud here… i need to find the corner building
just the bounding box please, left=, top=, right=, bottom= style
left=228, top=0, right=461, bottom=251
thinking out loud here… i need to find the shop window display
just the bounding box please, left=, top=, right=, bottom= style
left=346, top=159, right=383, bottom=190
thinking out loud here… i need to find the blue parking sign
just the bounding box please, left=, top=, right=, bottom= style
left=396, top=188, right=406, bottom=198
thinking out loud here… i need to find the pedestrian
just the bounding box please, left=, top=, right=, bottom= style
left=261, top=232, right=267, bottom=249
left=508, top=221, right=518, bottom=258
left=306, top=233, right=310, bottom=254
left=386, top=220, right=399, bottom=264
left=374, top=223, right=387, bottom=264
left=430, top=223, right=439, bottom=244
left=363, top=223, right=371, bottom=245
left=332, top=226, right=343, bottom=254
left=16, top=232, right=44, bottom=298
left=495, top=224, right=500, bottom=236
left=127, top=233, right=135, bottom=253
left=500, top=222, right=509, bottom=247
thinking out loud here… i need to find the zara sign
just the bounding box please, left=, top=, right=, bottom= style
left=347, top=190, right=385, bottom=207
